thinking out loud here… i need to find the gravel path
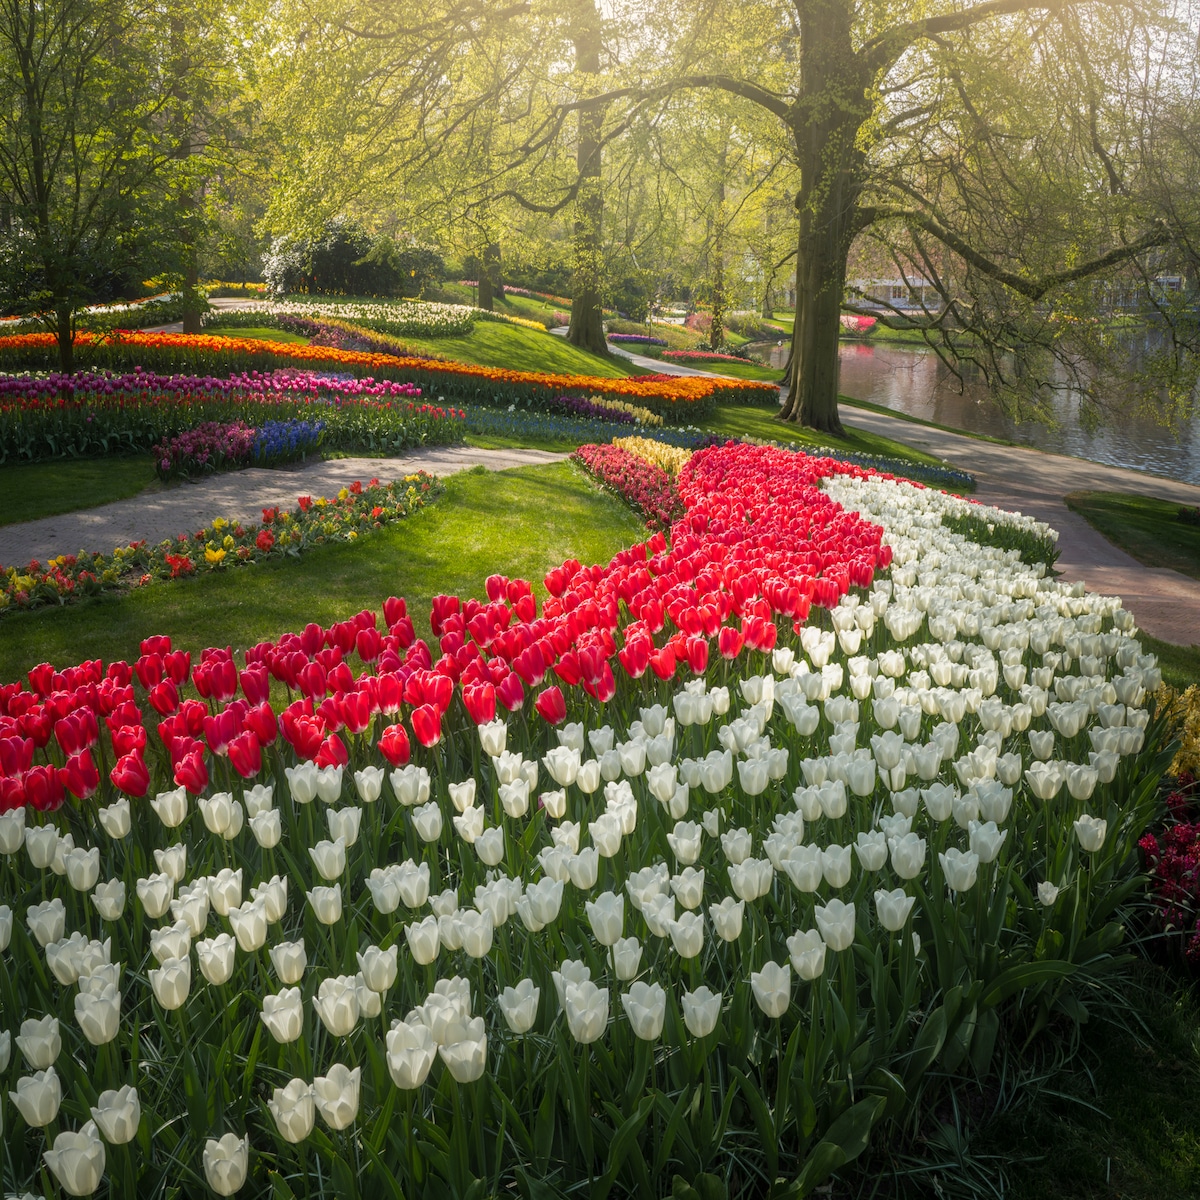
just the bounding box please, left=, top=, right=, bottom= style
left=0, top=447, right=568, bottom=568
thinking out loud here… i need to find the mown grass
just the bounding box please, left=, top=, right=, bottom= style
left=218, top=326, right=311, bottom=344
left=400, top=321, right=634, bottom=378
left=0, top=456, right=157, bottom=528
left=707, top=401, right=954, bottom=470
left=0, top=461, right=644, bottom=681
left=1065, top=491, right=1200, bottom=582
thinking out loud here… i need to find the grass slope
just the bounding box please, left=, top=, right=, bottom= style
left=1065, top=490, right=1200, bottom=582
left=402, top=321, right=634, bottom=378
left=0, top=456, right=157, bottom=528
left=0, top=461, right=644, bottom=681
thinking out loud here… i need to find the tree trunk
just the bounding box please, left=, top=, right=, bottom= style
left=709, top=149, right=727, bottom=350
left=477, top=257, right=494, bottom=311
left=182, top=253, right=202, bottom=334
left=778, top=0, right=872, bottom=434
left=567, top=1, right=608, bottom=356
left=477, top=241, right=501, bottom=311
left=55, top=303, right=74, bottom=374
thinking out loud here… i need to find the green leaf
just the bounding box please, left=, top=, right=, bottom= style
left=591, top=1092, right=655, bottom=1200
left=980, top=959, right=1076, bottom=1008
left=786, top=1095, right=888, bottom=1198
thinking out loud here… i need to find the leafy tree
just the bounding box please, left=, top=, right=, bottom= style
left=0, top=0, right=233, bottom=371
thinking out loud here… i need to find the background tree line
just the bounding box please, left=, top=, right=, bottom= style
left=3, top=0, right=1199, bottom=430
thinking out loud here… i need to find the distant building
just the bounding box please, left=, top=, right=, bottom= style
left=847, top=278, right=941, bottom=312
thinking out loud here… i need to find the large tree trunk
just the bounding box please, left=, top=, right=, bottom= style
left=477, top=241, right=501, bottom=311
left=567, top=1, right=607, bottom=356
left=778, top=1, right=871, bottom=434
left=55, top=303, right=74, bottom=374
left=709, top=164, right=727, bottom=351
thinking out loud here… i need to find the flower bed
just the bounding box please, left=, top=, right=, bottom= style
left=152, top=418, right=326, bottom=482
left=613, top=434, right=694, bottom=476
left=0, top=474, right=441, bottom=612
left=0, top=369, right=464, bottom=463
left=0, top=441, right=1175, bottom=1199
left=463, top=408, right=720, bottom=448
left=608, top=333, right=668, bottom=347
left=662, top=348, right=753, bottom=365
left=573, top=442, right=684, bottom=528
left=0, top=331, right=778, bottom=422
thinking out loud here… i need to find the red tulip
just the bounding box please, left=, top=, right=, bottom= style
left=240, top=666, right=271, bottom=706
left=462, top=682, right=496, bottom=725
left=25, top=764, right=64, bottom=812
left=411, top=703, right=442, bottom=748
left=315, top=733, right=349, bottom=768
left=649, top=644, right=677, bottom=681
left=534, top=685, right=567, bottom=725
left=718, top=627, right=744, bottom=660
left=339, top=690, right=373, bottom=735
left=496, top=671, right=525, bottom=712
left=383, top=596, right=407, bottom=626
left=0, top=735, right=33, bottom=777
left=175, top=747, right=209, bottom=794
left=228, top=730, right=263, bottom=778
left=379, top=723, right=411, bottom=766
left=244, top=702, right=278, bottom=746
left=147, top=679, right=179, bottom=716
left=111, top=724, right=147, bottom=757
left=0, top=776, right=26, bottom=812
left=110, top=752, right=150, bottom=798
left=61, top=749, right=100, bottom=800
left=685, top=636, right=709, bottom=675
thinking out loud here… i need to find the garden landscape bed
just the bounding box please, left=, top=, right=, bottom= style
left=0, top=439, right=1180, bottom=1199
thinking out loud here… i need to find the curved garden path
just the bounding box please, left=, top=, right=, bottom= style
left=0, top=447, right=567, bottom=569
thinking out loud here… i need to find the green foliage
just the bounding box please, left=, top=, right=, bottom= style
left=940, top=512, right=1060, bottom=571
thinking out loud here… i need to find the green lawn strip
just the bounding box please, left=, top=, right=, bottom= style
left=670, top=359, right=783, bottom=383
left=964, top=964, right=1200, bottom=1200
left=462, top=432, right=580, bottom=454
left=0, top=461, right=644, bottom=681
left=1065, top=491, right=1200, bottom=583
left=219, top=326, right=311, bottom=344
left=706, top=402, right=954, bottom=471
left=1139, top=633, right=1200, bottom=690
left=0, top=456, right=158, bottom=528
left=397, top=321, right=634, bottom=378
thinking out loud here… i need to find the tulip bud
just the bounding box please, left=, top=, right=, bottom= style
left=269, top=1079, right=315, bottom=1143
left=91, top=1084, right=141, bottom=1144
left=260, top=986, right=304, bottom=1043
left=44, top=1118, right=106, bottom=1196
left=564, top=980, right=608, bottom=1044
left=750, top=961, right=792, bottom=1018
left=10, top=1065, right=62, bottom=1126
left=313, top=1063, right=360, bottom=1130
left=386, top=1021, right=437, bottom=1089
left=17, top=1014, right=61, bottom=1070
left=307, top=883, right=342, bottom=925
left=621, top=980, right=666, bottom=1041
left=98, top=796, right=131, bottom=839
left=149, top=956, right=191, bottom=1010
left=203, top=1132, right=249, bottom=1196
left=681, top=985, right=721, bottom=1038
left=197, top=932, right=238, bottom=985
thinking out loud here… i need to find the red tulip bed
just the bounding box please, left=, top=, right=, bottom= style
left=0, top=474, right=441, bottom=613
left=0, top=440, right=1174, bottom=1198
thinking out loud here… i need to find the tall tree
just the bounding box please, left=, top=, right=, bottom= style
left=557, top=0, right=1182, bottom=432
left=0, top=0, right=229, bottom=371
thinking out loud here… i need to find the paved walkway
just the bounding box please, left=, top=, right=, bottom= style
left=0, top=447, right=568, bottom=568
left=839, top=405, right=1200, bottom=648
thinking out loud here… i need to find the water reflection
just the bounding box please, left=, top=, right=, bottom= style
left=749, top=341, right=1200, bottom=485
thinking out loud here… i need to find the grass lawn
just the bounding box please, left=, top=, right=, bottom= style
left=1065, top=490, right=1200, bottom=582
left=0, top=456, right=157, bottom=528
left=0, top=461, right=644, bottom=681
left=707, top=401, right=954, bottom=470
left=400, top=321, right=634, bottom=378
left=212, top=326, right=311, bottom=344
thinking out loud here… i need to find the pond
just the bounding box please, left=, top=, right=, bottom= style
left=749, top=340, right=1200, bottom=486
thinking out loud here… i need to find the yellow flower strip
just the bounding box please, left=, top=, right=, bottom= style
left=613, top=435, right=694, bottom=476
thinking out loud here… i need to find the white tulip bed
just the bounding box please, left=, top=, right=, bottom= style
left=0, top=443, right=1173, bottom=1199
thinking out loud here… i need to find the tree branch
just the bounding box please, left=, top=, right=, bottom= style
left=869, top=206, right=1170, bottom=300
